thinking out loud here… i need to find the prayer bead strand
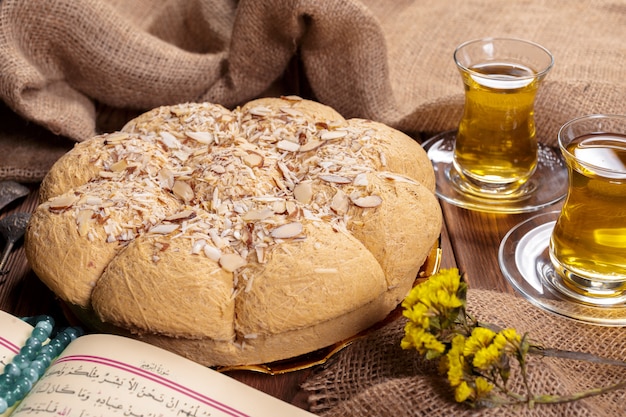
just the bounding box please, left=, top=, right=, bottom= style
left=0, top=315, right=83, bottom=413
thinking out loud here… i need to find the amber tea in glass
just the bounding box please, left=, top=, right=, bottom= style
left=549, top=114, right=626, bottom=305
left=453, top=38, right=553, bottom=198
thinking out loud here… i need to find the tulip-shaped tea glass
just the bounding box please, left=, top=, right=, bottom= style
left=424, top=38, right=567, bottom=213
left=499, top=114, right=626, bottom=325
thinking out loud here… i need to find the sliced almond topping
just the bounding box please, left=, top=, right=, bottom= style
left=185, top=131, right=214, bottom=145
left=299, top=140, right=323, bottom=153
left=242, top=208, right=274, bottom=221
left=320, top=130, right=348, bottom=140
left=272, top=199, right=286, bottom=214
left=330, top=189, right=350, bottom=214
left=219, top=253, right=247, bottom=272
left=103, top=132, right=129, bottom=144
left=270, top=222, right=303, bottom=239
left=76, top=209, right=94, bottom=237
left=276, top=140, right=300, bottom=152
left=279, top=107, right=304, bottom=117
left=172, top=180, right=194, bottom=202
left=248, top=106, right=272, bottom=117
left=280, top=95, right=303, bottom=102
left=285, top=200, right=297, bottom=216
left=243, top=152, right=264, bottom=168
left=351, top=195, right=383, bottom=208
left=210, top=164, right=226, bottom=174
left=158, top=167, right=175, bottom=189
left=319, top=174, right=352, bottom=184
left=109, top=159, right=128, bottom=172
left=48, top=194, right=80, bottom=209
left=203, top=245, right=221, bottom=262
left=293, top=182, right=313, bottom=204
left=149, top=224, right=180, bottom=235
left=98, top=171, right=117, bottom=178
left=159, top=131, right=182, bottom=149
left=353, top=173, right=369, bottom=187
left=84, top=196, right=103, bottom=206
left=164, top=210, right=196, bottom=222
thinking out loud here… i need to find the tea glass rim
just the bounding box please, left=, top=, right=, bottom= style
left=558, top=113, right=626, bottom=178
left=453, top=37, right=554, bottom=81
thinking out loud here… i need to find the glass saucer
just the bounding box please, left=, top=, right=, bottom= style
left=422, top=130, right=568, bottom=213
left=499, top=211, right=626, bottom=326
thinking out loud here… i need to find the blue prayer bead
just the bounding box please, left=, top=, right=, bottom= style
left=31, top=327, right=49, bottom=342
left=12, top=354, right=30, bottom=370
left=25, top=336, right=42, bottom=349
left=0, top=397, right=8, bottom=413
left=55, top=332, right=71, bottom=346
left=22, top=368, right=38, bottom=384
left=19, top=345, right=37, bottom=360
left=35, top=320, right=54, bottom=334
left=4, top=390, right=16, bottom=407
left=66, top=327, right=83, bottom=340
left=28, top=360, right=47, bottom=378
left=14, top=377, right=32, bottom=394
left=1, top=372, right=15, bottom=386
left=3, top=363, right=20, bottom=378
left=37, top=354, right=52, bottom=369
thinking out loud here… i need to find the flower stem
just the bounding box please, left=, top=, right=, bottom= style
left=529, top=346, right=626, bottom=368
left=531, top=380, right=626, bottom=405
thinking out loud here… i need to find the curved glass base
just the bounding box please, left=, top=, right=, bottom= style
left=499, top=211, right=626, bottom=326
left=423, top=131, right=568, bottom=213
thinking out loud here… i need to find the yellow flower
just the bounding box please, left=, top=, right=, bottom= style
left=402, top=302, right=430, bottom=329
left=473, top=344, right=502, bottom=370
left=446, top=334, right=466, bottom=387
left=401, top=323, right=446, bottom=356
left=475, top=377, right=494, bottom=398
left=463, top=327, right=496, bottom=357
left=455, top=381, right=473, bottom=403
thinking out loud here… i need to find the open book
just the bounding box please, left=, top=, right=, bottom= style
left=0, top=309, right=315, bottom=417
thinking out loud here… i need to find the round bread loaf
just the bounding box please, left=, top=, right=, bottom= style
left=26, top=97, right=442, bottom=367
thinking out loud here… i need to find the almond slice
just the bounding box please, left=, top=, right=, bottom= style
left=219, top=253, right=247, bottom=272
left=320, top=130, right=348, bottom=140
left=248, top=106, right=272, bottom=117
left=47, top=194, right=79, bottom=209
left=103, top=132, right=129, bottom=144
left=279, top=107, right=304, bottom=117
left=293, top=182, right=313, bottom=204
left=149, top=224, right=180, bottom=235
left=319, top=174, right=352, bottom=184
left=203, top=245, right=221, bottom=262
left=299, top=140, right=323, bottom=152
left=270, top=222, right=303, bottom=239
left=351, top=195, right=383, bottom=208
left=172, top=180, right=194, bottom=202
left=330, top=189, right=350, bottom=214
left=243, top=152, right=264, bottom=168
left=276, top=140, right=301, bottom=152
left=109, top=159, right=128, bottom=172
left=164, top=210, right=196, bottom=222
left=185, top=131, right=214, bottom=145
left=159, top=131, right=182, bottom=149
left=242, top=208, right=274, bottom=221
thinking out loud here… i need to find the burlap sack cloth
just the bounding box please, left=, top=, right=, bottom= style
left=303, top=289, right=626, bottom=417
left=1, top=0, right=625, bottom=182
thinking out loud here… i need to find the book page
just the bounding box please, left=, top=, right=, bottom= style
left=0, top=309, right=33, bottom=371
left=11, top=333, right=316, bottom=417
left=1, top=310, right=36, bottom=417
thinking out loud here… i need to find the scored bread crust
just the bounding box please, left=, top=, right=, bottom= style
left=26, top=96, right=442, bottom=367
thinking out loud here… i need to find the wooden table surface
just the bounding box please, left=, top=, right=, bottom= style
left=0, top=179, right=564, bottom=412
